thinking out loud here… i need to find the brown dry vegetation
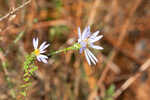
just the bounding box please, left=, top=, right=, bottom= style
left=0, top=0, right=150, bottom=100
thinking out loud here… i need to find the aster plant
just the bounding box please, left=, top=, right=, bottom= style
left=33, top=38, right=50, bottom=63
left=20, top=37, right=50, bottom=97
left=20, top=25, right=103, bottom=98
left=48, top=26, right=103, bottom=65
left=78, top=26, right=103, bottom=65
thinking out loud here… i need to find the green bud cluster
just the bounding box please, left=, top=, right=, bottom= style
left=20, top=53, right=38, bottom=97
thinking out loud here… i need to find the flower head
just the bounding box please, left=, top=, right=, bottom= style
left=33, top=38, right=50, bottom=63
left=78, top=26, right=103, bottom=65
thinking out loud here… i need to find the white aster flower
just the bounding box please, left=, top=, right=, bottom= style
left=78, top=26, right=103, bottom=65
left=33, top=37, right=50, bottom=63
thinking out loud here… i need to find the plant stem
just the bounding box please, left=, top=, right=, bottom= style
left=48, top=43, right=81, bottom=57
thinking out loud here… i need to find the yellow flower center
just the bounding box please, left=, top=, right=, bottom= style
left=34, top=49, right=40, bottom=56
left=83, top=39, right=89, bottom=47
left=83, top=39, right=88, bottom=42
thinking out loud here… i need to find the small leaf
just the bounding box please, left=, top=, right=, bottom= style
left=24, top=77, right=30, bottom=82
left=106, top=84, right=115, bottom=96
left=20, top=91, right=26, bottom=96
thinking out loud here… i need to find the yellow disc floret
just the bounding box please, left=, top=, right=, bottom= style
left=83, top=38, right=88, bottom=42
left=83, top=38, right=89, bottom=47
left=34, top=49, right=40, bottom=56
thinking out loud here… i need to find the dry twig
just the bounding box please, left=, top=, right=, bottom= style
left=114, top=58, right=150, bottom=98
left=87, top=0, right=101, bottom=25
left=0, top=0, right=31, bottom=22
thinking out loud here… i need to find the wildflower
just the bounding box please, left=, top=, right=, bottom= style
left=78, top=26, right=103, bottom=65
left=33, top=38, right=50, bottom=63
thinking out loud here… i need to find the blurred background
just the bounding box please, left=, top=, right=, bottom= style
left=0, top=0, right=150, bottom=100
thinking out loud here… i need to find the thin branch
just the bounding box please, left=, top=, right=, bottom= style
left=0, top=0, right=31, bottom=22
left=114, top=58, right=150, bottom=99
left=87, top=0, right=101, bottom=25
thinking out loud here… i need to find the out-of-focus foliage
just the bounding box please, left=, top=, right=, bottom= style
left=103, top=84, right=115, bottom=100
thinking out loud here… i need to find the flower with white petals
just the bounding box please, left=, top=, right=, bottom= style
left=78, top=26, right=103, bottom=65
left=33, top=38, right=50, bottom=63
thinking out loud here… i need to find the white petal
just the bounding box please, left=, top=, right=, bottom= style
left=86, top=49, right=98, bottom=62
left=39, top=42, right=47, bottom=50
left=78, top=38, right=81, bottom=43
left=40, top=50, right=46, bottom=53
left=41, top=58, right=48, bottom=63
left=84, top=49, right=91, bottom=65
left=82, top=26, right=90, bottom=39
left=78, top=27, right=81, bottom=40
left=90, top=45, right=103, bottom=50
left=89, top=35, right=103, bottom=43
left=90, top=31, right=100, bottom=39
left=35, top=38, right=39, bottom=49
left=37, top=56, right=41, bottom=62
left=38, top=54, right=48, bottom=59
left=93, top=31, right=100, bottom=37
left=33, top=38, right=36, bottom=49
left=86, top=49, right=96, bottom=65
left=40, top=44, right=50, bottom=51
left=37, top=54, right=48, bottom=63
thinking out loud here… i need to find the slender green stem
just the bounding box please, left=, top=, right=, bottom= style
left=49, top=47, right=72, bottom=56
left=48, top=43, right=81, bottom=57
